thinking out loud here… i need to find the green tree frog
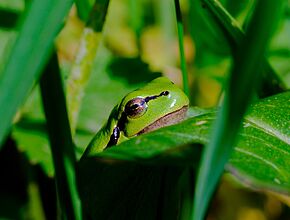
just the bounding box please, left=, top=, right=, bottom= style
left=82, top=77, right=189, bottom=157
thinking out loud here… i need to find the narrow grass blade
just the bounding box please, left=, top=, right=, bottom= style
left=75, top=0, right=94, bottom=21
left=128, top=0, right=143, bottom=49
left=0, top=0, right=73, bottom=147
left=40, top=52, right=82, bottom=220
left=154, top=0, right=177, bottom=69
left=192, top=1, right=284, bottom=220
left=86, top=1, right=110, bottom=32
left=174, top=0, right=190, bottom=97
left=201, top=0, right=287, bottom=97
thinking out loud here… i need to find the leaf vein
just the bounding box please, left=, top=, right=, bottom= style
left=235, top=147, right=288, bottom=179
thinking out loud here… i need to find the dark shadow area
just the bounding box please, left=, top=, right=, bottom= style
left=15, top=118, right=47, bottom=134
left=0, top=136, right=58, bottom=219
left=77, top=143, right=203, bottom=220
left=0, top=8, right=19, bottom=29
left=0, top=137, right=28, bottom=219
left=35, top=165, right=57, bottom=220
left=107, top=57, right=162, bottom=85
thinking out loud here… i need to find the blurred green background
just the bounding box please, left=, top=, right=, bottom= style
left=0, top=0, right=289, bottom=219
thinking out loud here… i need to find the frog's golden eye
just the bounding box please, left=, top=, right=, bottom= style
left=125, top=97, right=148, bottom=118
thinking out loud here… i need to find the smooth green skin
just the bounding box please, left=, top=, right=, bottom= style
left=82, top=77, right=189, bottom=157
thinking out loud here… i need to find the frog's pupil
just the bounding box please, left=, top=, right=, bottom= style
left=161, top=91, right=169, bottom=96
left=131, top=103, right=140, bottom=110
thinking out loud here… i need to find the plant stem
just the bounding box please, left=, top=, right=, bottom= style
left=40, top=52, right=82, bottom=220
left=192, top=0, right=284, bottom=219
left=174, top=0, right=190, bottom=97
left=201, top=0, right=286, bottom=97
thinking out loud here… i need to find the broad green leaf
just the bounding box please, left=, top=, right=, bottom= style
left=228, top=90, right=290, bottom=192
left=79, top=92, right=290, bottom=220
left=13, top=122, right=53, bottom=175
left=0, top=0, right=73, bottom=147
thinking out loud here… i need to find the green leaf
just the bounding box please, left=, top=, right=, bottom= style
left=228, top=91, right=290, bottom=192
left=12, top=121, right=53, bottom=175
left=79, top=92, right=290, bottom=219
left=0, top=0, right=73, bottom=147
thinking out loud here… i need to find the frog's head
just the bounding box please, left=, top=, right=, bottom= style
left=117, top=77, right=189, bottom=137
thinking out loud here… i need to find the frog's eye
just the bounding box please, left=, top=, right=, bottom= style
left=125, top=97, right=148, bottom=118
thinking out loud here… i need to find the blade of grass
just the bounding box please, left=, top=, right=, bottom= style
left=179, top=169, right=194, bottom=220
left=40, top=52, right=82, bottom=220
left=174, top=0, right=190, bottom=97
left=192, top=1, right=284, bottom=220
left=0, top=0, right=73, bottom=147
left=74, top=0, right=94, bottom=21
left=128, top=0, right=143, bottom=50
left=155, top=0, right=176, bottom=69
left=67, top=0, right=110, bottom=134
left=201, top=0, right=287, bottom=97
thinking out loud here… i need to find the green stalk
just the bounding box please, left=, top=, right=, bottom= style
left=174, top=0, right=190, bottom=97
left=75, top=0, right=94, bottom=21
left=201, top=0, right=286, bottom=97
left=129, top=0, right=143, bottom=51
left=40, top=52, right=82, bottom=220
left=192, top=1, right=284, bottom=220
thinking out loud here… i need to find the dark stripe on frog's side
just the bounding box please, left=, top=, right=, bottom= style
left=106, top=126, right=120, bottom=148
left=105, top=91, right=170, bottom=149
left=106, top=110, right=127, bottom=148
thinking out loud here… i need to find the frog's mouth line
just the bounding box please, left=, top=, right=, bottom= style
left=137, top=105, right=188, bottom=135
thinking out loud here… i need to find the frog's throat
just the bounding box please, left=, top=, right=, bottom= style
left=136, top=105, right=188, bottom=135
